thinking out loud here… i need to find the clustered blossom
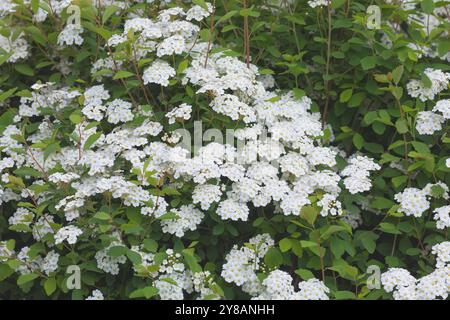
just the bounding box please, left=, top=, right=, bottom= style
left=160, top=205, right=204, bottom=237
left=54, top=226, right=83, bottom=245
left=221, top=234, right=274, bottom=291
left=381, top=241, right=450, bottom=300
left=307, top=0, right=328, bottom=8
left=57, top=24, right=84, bottom=46
left=253, top=270, right=329, bottom=300
left=433, top=205, right=450, bottom=229
left=415, top=98, right=450, bottom=135
left=0, top=1, right=381, bottom=298
left=0, top=33, right=28, bottom=63
left=166, top=103, right=192, bottom=124
left=143, top=60, right=176, bottom=86
left=407, top=68, right=450, bottom=102
left=86, top=289, right=105, bottom=300
left=394, top=183, right=448, bottom=217
left=222, top=235, right=330, bottom=299
left=0, top=0, right=448, bottom=301
left=341, top=155, right=381, bottom=194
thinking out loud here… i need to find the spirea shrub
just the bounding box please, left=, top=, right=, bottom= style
left=0, top=0, right=449, bottom=300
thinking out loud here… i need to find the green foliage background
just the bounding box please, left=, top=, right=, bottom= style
left=0, top=0, right=449, bottom=300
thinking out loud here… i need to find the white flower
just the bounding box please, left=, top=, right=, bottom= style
left=433, top=99, right=450, bottom=119
left=160, top=205, right=204, bottom=237
left=106, top=99, right=134, bottom=124
left=86, top=289, right=104, bottom=300
left=166, top=103, right=192, bottom=124
left=416, top=111, right=444, bottom=135
left=407, top=68, right=450, bottom=101
left=433, top=206, right=450, bottom=229
left=57, top=24, right=84, bottom=46
left=186, top=3, right=213, bottom=21
left=394, top=188, right=430, bottom=217
left=308, top=0, right=328, bottom=8
left=0, top=33, right=28, bottom=62
left=192, top=184, right=222, bottom=210
left=143, top=60, right=176, bottom=87
left=217, top=199, right=250, bottom=221
left=54, top=226, right=83, bottom=245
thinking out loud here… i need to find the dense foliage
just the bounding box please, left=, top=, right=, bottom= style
left=0, top=0, right=449, bottom=300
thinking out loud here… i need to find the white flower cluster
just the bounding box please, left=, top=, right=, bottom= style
left=166, top=103, right=192, bottom=124
left=143, top=60, right=176, bottom=87
left=0, top=0, right=17, bottom=18
left=54, top=226, right=83, bottom=245
left=253, top=270, right=329, bottom=300
left=307, top=0, right=328, bottom=8
left=130, top=248, right=220, bottom=300
left=222, top=235, right=329, bottom=299
left=86, top=289, right=105, bottom=300
left=394, top=183, right=448, bottom=217
left=57, top=24, right=84, bottom=47
left=407, top=68, right=450, bottom=102
left=341, top=155, right=381, bottom=194
left=381, top=241, right=450, bottom=300
left=0, top=1, right=385, bottom=299
left=0, top=33, right=28, bottom=63
left=221, top=234, right=274, bottom=293
left=433, top=205, right=450, bottom=229
left=160, top=205, right=204, bottom=237
left=95, top=242, right=127, bottom=275
left=416, top=99, right=450, bottom=135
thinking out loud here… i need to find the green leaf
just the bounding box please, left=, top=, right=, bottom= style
left=395, top=118, right=408, bottom=134
left=14, top=167, right=42, bottom=178
left=182, top=249, right=202, bottom=273
left=437, top=40, right=450, bottom=57
left=295, top=268, right=315, bottom=280
left=107, top=246, right=128, bottom=257
left=26, top=26, right=46, bottom=46
left=143, top=239, right=158, bottom=252
left=357, top=231, right=378, bottom=254
left=0, top=264, right=14, bottom=281
left=279, top=238, right=292, bottom=253
left=264, top=247, right=283, bottom=268
left=17, top=273, right=38, bottom=286
left=69, top=112, right=83, bottom=124
left=360, top=56, right=377, bottom=70
left=126, top=250, right=142, bottom=265
left=44, top=277, right=57, bottom=296
left=239, top=8, right=260, bottom=17
left=379, top=222, right=402, bottom=235
left=331, top=0, right=346, bottom=9
left=352, top=133, right=364, bottom=150
left=113, top=70, right=135, bottom=80
left=339, top=88, right=353, bottom=102
left=300, top=206, right=318, bottom=225
left=193, top=0, right=209, bottom=10
left=320, top=225, right=348, bottom=239
left=392, top=175, right=408, bottom=188
left=177, top=60, right=189, bottom=74
left=348, top=92, right=366, bottom=108
left=83, top=132, right=102, bottom=150
left=421, top=0, right=435, bottom=14
left=335, top=291, right=357, bottom=300
left=129, top=286, right=158, bottom=299
left=94, top=212, right=110, bottom=220
left=217, top=10, right=238, bottom=25
left=44, top=142, right=60, bottom=160
left=0, top=88, right=17, bottom=102
left=102, top=5, right=119, bottom=24
left=15, top=64, right=35, bottom=76
left=391, top=66, right=404, bottom=84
